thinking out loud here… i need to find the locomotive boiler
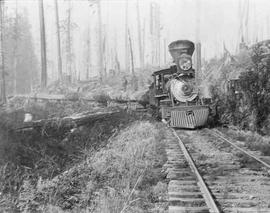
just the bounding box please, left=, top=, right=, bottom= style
left=152, top=40, right=209, bottom=128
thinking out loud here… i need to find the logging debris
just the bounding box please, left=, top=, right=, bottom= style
left=16, top=109, right=120, bottom=132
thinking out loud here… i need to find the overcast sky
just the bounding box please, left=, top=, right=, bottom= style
left=5, top=0, right=270, bottom=79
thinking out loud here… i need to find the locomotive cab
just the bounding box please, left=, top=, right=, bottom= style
left=153, top=65, right=177, bottom=100
left=153, top=40, right=209, bottom=128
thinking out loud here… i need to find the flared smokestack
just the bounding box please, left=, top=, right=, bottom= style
left=168, top=40, right=195, bottom=62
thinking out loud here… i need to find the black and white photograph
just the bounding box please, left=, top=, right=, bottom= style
left=0, top=0, right=270, bottom=212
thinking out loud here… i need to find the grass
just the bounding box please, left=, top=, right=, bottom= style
left=226, top=128, right=270, bottom=156
left=235, top=152, right=262, bottom=171
left=93, top=93, right=111, bottom=107
left=0, top=106, right=148, bottom=212
left=0, top=116, right=168, bottom=212
left=64, top=92, right=80, bottom=101
left=196, top=154, right=208, bottom=161
left=88, top=121, right=167, bottom=212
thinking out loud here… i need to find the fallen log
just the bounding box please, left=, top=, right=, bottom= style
left=11, top=94, right=95, bottom=103
left=15, top=110, right=120, bottom=132
left=12, top=94, right=139, bottom=104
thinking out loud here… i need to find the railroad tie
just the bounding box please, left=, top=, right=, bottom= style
left=166, top=136, right=215, bottom=213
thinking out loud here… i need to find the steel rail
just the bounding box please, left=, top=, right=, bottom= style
left=171, top=128, right=221, bottom=213
left=209, top=129, right=270, bottom=170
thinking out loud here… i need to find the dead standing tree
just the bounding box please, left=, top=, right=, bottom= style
left=54, top=0, right=63, bottom=82
left=66, top=0, right=72, bottom=83
left=150, top=2, right=160, bottom=66
left=59, top=1, right=77, bottom=83
left=125, top=0, right=130, bottom=73
left=12, top=0, right=18, bottom=95
left=136, top=0, right=144, bottom=68
left=97, top=0, right=104, bottom=81
left=86, top=0, right=102, bottom=80
left=0, top=0, right=6, bottom=103
left=128, top=29, right=138, bottom=91
left=38, top=0, right=47, bottom=90
left=85, top=26, right=91, bottom=79
left=102, top=31, right=107, bottom=77
left=114, top=36, right=120, bottom=74
left=128, top=29, right=134, bottom=76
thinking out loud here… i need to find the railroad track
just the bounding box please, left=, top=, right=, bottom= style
left=167, top=127, right=270, bottom=213
left=165, top=128, right=220, bottom=213
left=208, top=128, right=270, bottom=169
left=205, top=128, right=270, bottom=212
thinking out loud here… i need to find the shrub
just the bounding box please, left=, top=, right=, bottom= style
left=65, top=92, right=80, bottom=101
left=0, top=110, right=143, bottom=212
left=93, top=93, right=111, bottom=107
left=237, top=43, right=270, bottom=132
left=114, top=96, right=128, bottom=104
left=208, top=41, right=270, bottom=133
left=209, top=84, right=235, bottom=125
left=227, top=128, right=270, bottom=156
left=235, top=152, right=262, bottom=171
left=21, top=121, right=167, bottom=212
left=89, top=121, right=166, bottom=212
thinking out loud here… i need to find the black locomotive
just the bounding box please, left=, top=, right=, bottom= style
left=152, top=40, right=209, bottom=128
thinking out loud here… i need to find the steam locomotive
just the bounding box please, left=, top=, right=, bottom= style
left=152, top=40, right=209, bottom=128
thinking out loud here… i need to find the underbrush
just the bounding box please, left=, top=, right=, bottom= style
left=64, top=92, right=80, bottom=101
left=90, top=121, right=167, bottom=212
left=235, top=152, right=262, bottom=171
left=0, top=110, right=149, bottom=212
left=226, top=128, right=270, bottom=156
left=93, top=93, right=111, bottom=107
left=0, top=111, right=167, bottom=212
left=18, top=121, right=167, bottom=213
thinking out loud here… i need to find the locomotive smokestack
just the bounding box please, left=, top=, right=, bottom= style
left=168, top=40, right=195, bottom=73
left=168, top=40, right=194, bottom=62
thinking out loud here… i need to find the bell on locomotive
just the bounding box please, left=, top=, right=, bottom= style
left=152, top=40, right=209, bottom=129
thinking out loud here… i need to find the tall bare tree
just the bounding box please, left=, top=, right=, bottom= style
left=0, top=0, right=6, bottom=102
left=150, top=2, right=160, bottom=66
left=12, top=0, right=18, bottom=95
left=128, top=29, right=134, bottom=76
left=195, top=0, right=201, bottom=85
left=163, top=38, right=166, bottom=64
left=97, top=0, right=103, bottom=81
left=136, top=0, right=144, bottom=68
left=142, top=18, right=145, bottom=66
left=54, top=0, right=62, bottom=82
left=102, top=30, right=107, bottom=77
left=66, top=0, right=72, bottom=82
left=125, top=0, right=130, bottom=73
left=114, top=32, right=120, bottom=73
left=86, top=26, right=91, bottom=79
left=38, top=0, right=47, bottom=89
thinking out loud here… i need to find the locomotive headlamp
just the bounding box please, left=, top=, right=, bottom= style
left=179, top=57, right=192, bottom=71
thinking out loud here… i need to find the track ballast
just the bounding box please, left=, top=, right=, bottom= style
left=166, top=127, right=270, bottom=213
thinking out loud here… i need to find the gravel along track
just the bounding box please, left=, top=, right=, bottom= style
left=174, top=129, right=270, bottom=213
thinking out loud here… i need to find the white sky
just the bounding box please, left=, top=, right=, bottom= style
left=5, top=0, right=270, bottom=79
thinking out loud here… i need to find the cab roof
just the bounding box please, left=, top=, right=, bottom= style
left=152, top=65, right=177, bottom=76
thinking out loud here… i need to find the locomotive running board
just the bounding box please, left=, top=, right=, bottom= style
left=161, top=105, right=209, bottom=129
